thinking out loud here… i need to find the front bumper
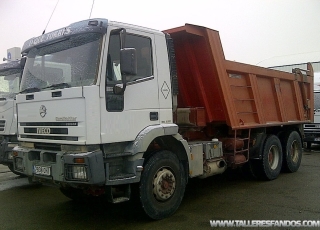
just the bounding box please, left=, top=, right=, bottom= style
left=12, top=146, right=144, bottom=186
left=13, top=146, right=106, bottom=185
left=0, top=139, right=18, bottom=166
left=303, top=135, right=320, bottom=143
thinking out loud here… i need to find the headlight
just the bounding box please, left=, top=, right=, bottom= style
left=72, top=165, right=87, bottom=180
left=7, top=152, right=13, bottom=160
left=14, top=157, right=23, bottom=171
left=65, top=165, right=88, bottom=181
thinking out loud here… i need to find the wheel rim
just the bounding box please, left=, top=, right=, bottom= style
left=290, top=140, right=299, bottom=163
left=268, top=145, right=280, bottom=170
left=153, top=167, right=176, bottom=201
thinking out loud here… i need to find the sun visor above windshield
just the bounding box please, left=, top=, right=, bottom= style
left=22, top=18, right=109, bottom=54
left=0, top=60, right=21, bottom=74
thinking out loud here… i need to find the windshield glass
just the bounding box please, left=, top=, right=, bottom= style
left=0, top=70, right=20, bottom=99
left=20, top=32, right=102, bottom=93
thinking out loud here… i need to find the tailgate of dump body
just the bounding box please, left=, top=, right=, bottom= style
left=164, top=24, right=314, bottom=129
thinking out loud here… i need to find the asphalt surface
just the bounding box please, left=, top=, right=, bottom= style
left=0, top=148, right=319, bottom=230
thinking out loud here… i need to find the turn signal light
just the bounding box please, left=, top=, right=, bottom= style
left=74, top=158, right=85, bottom=164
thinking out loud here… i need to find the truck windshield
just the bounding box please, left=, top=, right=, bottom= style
left=0, top=70, right=20, bottom=99
left=20, top=32, right=102, bottom=93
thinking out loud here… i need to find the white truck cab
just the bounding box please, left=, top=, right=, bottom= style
left=13, top=19, right=182, bottom=219
left=304, top=72, right=320, bottom=149
left=0, top=60, right=23, bottom=173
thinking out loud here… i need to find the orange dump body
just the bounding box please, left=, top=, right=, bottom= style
left=164, top=24, right=314, bottom=130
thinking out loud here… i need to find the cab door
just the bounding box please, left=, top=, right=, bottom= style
left=100, top=27, right=160, bottom=143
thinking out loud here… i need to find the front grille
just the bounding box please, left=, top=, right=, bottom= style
left=24, top=128, right=68, bottom=134
left=34, top=142, right=61, bottom=151
left=19, top=122, right=79, bottom=142
left=20, top=135, right=78, bottom=141
left=0, top=120, right=6, bottom=132
left=20, top=122, right=78, bottom=126
left=304, top=123, right=320, bottom=136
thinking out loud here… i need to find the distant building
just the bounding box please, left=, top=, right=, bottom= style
left=258, top=51, right=320, bottom=73
left=6, top=47, right=21, bottom=62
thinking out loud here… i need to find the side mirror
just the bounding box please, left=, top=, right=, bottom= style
left=111, top=28, right=126, bottom=49
left=120, top=48, right=137, bottom=75
left=113, top=49, right=137, bottom=95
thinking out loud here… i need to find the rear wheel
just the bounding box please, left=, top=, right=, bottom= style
left=260, top=135, right=283, bottom=180
left=241, top=159, right=260, bottom=179
left=139, top=150, right=186, bottom=220
left=282, top=131, right=302, bottom=173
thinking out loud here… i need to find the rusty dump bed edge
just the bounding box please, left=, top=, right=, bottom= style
left=164, top=24, right=314, bottom=130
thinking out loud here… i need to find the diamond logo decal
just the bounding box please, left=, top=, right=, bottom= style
left=161, top=81, right=170, bottom=99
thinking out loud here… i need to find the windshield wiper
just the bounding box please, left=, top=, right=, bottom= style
left=20, top=87, right=41, bottom=94
left=42, top=82, right=70, bottom=90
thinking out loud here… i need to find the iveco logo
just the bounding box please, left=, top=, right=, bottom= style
left=37, top=127, right=51, bottom=134
left=39, top=105, right=47, bottom=118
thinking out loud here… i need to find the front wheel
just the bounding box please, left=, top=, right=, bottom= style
left=282, top=131, right=302, bottom=173
left=139, top=150, right=186, bottom=220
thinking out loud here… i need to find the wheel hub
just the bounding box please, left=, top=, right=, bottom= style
left=268, top=145, right=279, bottom=170
left=153, top=168, right=176, bottom=201
left=290, top=140, right=299, bottom=163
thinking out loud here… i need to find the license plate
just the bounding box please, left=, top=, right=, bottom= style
left=34, top=165, right=51, bottom=176
left=315, top=138, right=320, bottom=141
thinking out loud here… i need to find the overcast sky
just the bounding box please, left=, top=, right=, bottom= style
left=1, top=0, right=319, bottom=67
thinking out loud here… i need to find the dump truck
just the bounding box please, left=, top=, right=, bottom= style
left=13, top=19, right=313, bottom=220
left=0, top=60, right=23, bottom=174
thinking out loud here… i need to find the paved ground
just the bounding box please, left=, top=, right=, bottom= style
left=0, top=165, right=29, bottom=191
left=0, top=148, right=319, bottom=230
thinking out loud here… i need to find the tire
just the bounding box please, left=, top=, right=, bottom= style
left=241, top=159, right=261, bottom=180
left=260, top=135, right=283, bottom=180
left=139, top=150, right=186, bottom=220
left=281, top=131, right=302, bottom=173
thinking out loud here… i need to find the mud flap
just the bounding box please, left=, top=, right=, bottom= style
left=105, top=184, right=131, bottom=203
